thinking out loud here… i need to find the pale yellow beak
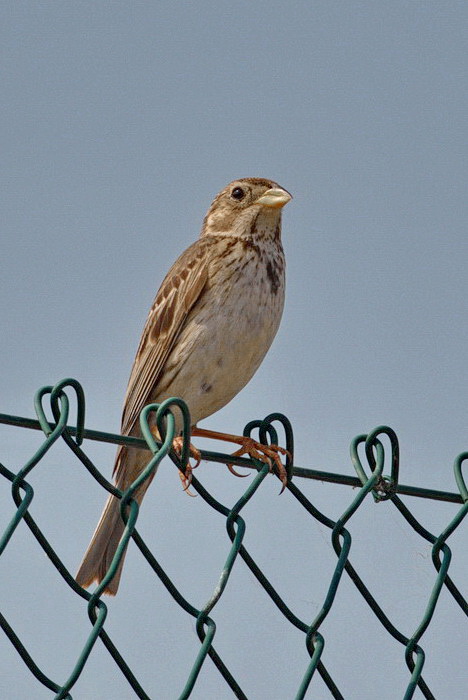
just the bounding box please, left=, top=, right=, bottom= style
left=254, top=187, right=292, bottom=209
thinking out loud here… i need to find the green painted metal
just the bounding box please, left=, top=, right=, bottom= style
left=0, top=379, right=466, bottom=699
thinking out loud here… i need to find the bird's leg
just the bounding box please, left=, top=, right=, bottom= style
left=172, top=436, right=202, bottom=494
left=191, top=427, right=289, bottom=493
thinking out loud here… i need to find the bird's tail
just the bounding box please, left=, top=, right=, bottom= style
left=75, top=446, right=154, bottom=595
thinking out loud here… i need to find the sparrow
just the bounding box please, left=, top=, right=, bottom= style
left=76, top=177, right=292, bottom=594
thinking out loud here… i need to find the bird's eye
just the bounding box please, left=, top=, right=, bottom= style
left=231, top=186, right=245, bottom=200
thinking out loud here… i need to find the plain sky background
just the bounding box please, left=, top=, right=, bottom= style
left=1, top=2, right=467, bottom=699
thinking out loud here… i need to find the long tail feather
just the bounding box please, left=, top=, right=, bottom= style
left=75, top=447, right=153, bottom=595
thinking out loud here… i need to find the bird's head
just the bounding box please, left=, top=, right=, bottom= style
left=201, top=178, right=292, bottom=240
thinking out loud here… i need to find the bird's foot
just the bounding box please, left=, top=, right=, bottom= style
left=228, top=437, right=289, bottom=493
left=191, top=428, right=289, bottom=493
left=172, top=437, right=201, bottom=496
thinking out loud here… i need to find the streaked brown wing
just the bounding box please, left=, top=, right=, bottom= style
left=119, top=239, right=209, bottom=441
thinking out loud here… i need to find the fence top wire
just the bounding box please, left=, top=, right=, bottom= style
left=0, top=378, right=466, bottom=700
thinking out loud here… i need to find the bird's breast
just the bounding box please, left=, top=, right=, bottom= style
left=155, top=238, right=285, bottom=425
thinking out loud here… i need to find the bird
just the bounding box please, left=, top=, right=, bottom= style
left=76, top=177, right=292, bottom=594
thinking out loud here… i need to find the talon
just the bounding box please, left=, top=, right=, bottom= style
left=226, top=462, right=250, bottom=478
left=178, top=468, right=197, bottom=497
left=178, top=463, right=191, bottom=487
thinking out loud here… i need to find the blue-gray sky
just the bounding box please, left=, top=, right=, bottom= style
left=1, top=2, right=467, bottom=698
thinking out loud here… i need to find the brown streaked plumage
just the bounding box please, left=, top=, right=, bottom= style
left=76, top=177, right=292, bottom=594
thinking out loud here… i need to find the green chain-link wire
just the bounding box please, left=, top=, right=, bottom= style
left=0, top=379, right=466, bottom=699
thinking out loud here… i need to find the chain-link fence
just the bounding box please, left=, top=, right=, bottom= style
left=1, top=379, right=466, bottom=699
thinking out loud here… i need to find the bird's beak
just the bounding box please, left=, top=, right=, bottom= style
left=254, top=188, right=292, bottom=209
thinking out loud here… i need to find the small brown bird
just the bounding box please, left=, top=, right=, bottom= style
left=76, top=178, right=292, bottom=593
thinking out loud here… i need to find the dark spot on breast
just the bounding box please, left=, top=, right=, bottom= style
left=242, top=238, right=261, bottom=254
left=266, top=260, right=281, bottom=295
left=216, top=357, right=223, bottom=367
left=201, top=382, right=212, bottom=393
